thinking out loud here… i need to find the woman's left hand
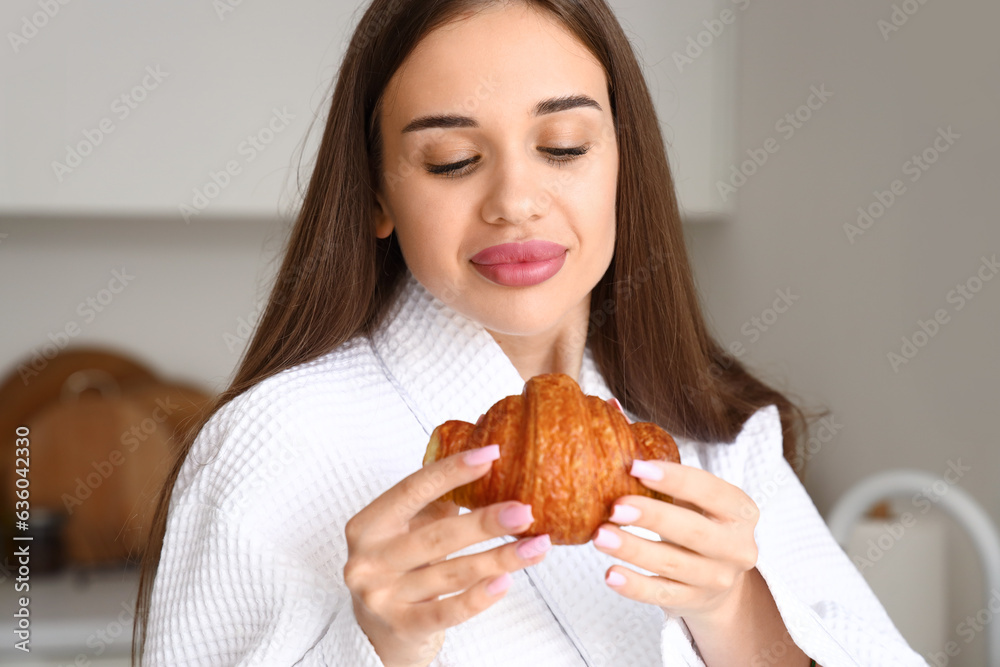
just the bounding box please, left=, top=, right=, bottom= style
left=591, top=456, right=761, bottom=623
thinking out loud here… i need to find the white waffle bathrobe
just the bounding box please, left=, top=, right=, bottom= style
left=146, top=268, right=925, bottom=666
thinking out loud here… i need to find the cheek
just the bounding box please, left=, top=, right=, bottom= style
left=390, top=195, right=466, bottom=269
left=395, top=218, right=446, bottom=266
left=597, top=148, right=619, bottom=235
left=599, top=144, right=620, bottom=209
left=565, top=152, right=618, bottom=237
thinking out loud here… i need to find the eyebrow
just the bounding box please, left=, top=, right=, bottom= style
left=401, top=94, right=603, bottom=134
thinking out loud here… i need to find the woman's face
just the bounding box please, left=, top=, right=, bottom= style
left=374, top=2, right=619, bottom=339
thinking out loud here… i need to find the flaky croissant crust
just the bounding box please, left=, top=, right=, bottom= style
left=422, top=373, right=680, bottom=544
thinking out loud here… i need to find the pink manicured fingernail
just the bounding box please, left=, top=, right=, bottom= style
left=516, top=534, right=551, bottom=560
left=487, top=572, right=512, bottom=596
left=609, top=504, right=641, bottom=524
left=593, top=527, right=622, bottom=549
left=463, top=444, right=500, bottom=466
left=475, top=413, right=485, bottom=427
left=607, top=397, right=633, bottom=424
left=606, top=571, right=626, bottom=587
left=630, top=459, right=663, bottom=481
left=498, top=503, right=534, bottom=530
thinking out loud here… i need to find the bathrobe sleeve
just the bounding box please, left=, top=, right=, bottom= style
left=144, top=501, right=387, bottom=666
left=740, top=405, right=928, bottom=666
left=143, top=389, right=389, bottom=666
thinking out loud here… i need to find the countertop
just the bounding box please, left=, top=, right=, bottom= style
left=1, top=564, right=138, bottom=665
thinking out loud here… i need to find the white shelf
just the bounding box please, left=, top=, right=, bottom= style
left=0, top=567, right=138, bottom=663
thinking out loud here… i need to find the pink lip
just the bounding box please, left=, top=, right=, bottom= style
left=470, top=240, right=568, bottom=287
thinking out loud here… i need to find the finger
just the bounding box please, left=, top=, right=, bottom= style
left=401, top=569, right=516, bottom=635
left=605, top=497, right=727, bottom=558
left=385, top=500, right=535, bottom=571
left=348, top=444, right=501, bottom=542
left=603, top=565, right=697, bottom=609
left=673, top=498, right=702, bottom=514
left=397, top=534, right=551, bottom=602
left=628, top=459, right=756, bottom=522
left=410, top=499, right=460, bottom=533
left=593, top=520, right=701, bottom=579
left=606, top=397, right=632, bottom=423
left=592, top=523, right=723, bottom=589
left=410, top=500, right=461, bottom=566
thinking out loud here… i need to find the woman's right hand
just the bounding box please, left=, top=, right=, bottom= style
left=343, top=443, right=551, bottom=667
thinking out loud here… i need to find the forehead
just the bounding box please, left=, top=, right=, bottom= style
left=380, top=4, right=608, bottom=126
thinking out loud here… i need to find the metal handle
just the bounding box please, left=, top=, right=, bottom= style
left=59, top=369, right=122, bottom=402
left=827, top=469, right=1000, bottom=667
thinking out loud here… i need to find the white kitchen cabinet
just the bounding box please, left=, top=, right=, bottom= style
left=0, top=0, right=736, bottom=222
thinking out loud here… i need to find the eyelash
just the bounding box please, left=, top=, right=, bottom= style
left=426, top=146, right=591, bottom=179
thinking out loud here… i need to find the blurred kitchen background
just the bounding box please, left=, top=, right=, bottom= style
left=1, top=0, right=998, bottom=665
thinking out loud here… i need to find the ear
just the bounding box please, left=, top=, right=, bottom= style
left=373, top=191, right=395, bottom=239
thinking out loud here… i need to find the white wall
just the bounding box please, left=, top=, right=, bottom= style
left=0, top=216, right=284, bottom=394
left=684, top=1, right=999, bottom=664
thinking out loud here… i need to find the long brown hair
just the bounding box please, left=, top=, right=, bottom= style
left=133, top=0, right=809, bottom=662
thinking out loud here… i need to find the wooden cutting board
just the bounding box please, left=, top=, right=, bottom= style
left=1, top=346, right=214, bottom=566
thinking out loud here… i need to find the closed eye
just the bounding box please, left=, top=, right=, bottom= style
left=426, top=145, right=591, bottom=179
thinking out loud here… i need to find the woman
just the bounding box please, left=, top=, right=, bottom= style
left=134, top=1, right=925, bottom=665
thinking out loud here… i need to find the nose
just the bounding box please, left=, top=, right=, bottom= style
left=480, top=148, right=554, bottom=226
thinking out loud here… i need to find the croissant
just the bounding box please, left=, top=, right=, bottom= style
left=422, top=373, right=680, bottom=545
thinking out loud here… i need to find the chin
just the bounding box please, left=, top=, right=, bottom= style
left=473, top=298, right=584, bottom=338
left=479, top=317, right=559, bottom=338
left=420, top=264, right=594, bottom=325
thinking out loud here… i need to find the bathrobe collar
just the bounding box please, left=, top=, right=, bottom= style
left=368, top=267, right=619, bottom=437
